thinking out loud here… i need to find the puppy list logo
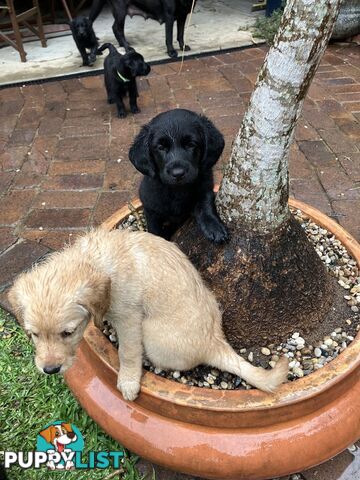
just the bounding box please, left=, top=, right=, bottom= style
left=2, top=420, right=123, bottom=471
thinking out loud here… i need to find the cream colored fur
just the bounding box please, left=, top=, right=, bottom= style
left=8, top=228, right=288, bottom=401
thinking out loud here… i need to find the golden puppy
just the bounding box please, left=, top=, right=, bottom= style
left=8, top=229, right=288, bottom=400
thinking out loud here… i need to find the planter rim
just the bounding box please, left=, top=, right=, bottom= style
left=94, top=196, right=360, bottom=413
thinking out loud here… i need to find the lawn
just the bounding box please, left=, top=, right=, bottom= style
left=0, top=308, right=142, bottom=480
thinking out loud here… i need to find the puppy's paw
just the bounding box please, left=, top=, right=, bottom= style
left=130, top=105, right=140, bottom=114
left=117, top=111, right=127, bottom=119
left=88, top=55, right=96, bottom=65
left=168, top=49, right=178, bottom=58
left=184, top=45, right=191, bottom=51
left=117, top=378, right=140, bottom=401
left=202, top=219, right=229, bottom=244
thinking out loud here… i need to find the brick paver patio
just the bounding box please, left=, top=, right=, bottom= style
left=0, top=43, right=359, bottom=479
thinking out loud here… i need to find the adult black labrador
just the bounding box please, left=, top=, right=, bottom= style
left=129, top=109, right=229, bottom=243
left=89, top=0, right=195, bottom=58
left=98, top=43, right=151, bottom=117
left=69, top=16, right=99, bottom=66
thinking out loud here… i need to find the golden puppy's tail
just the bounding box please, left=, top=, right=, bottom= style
left=208, top=341, right=289, bottom=393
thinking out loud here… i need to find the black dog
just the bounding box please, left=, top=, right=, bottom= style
left=69, top=16, right=99, bottom=66
left=98, top=43, right=151, bottom=118
left=89, top=0, right=195, bottom=58
left=129, top=109, right=229, bottom=243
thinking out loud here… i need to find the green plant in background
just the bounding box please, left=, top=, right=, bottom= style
left=253, top=3, right=285, bottom=45
left=0, top=308, right=142, bottom=480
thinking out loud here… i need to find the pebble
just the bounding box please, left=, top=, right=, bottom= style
left=220, top=381, right=228, bottom=389
left=293, top=367, right=304, bottom=378
left=173, top=371, right=181, bottom=379
left=248, top=352, right=254, bottom=362
left=261, top=347, right=271, bottom=356
left=234, top=377, right=242, bottom=388
left=301, top=348, right=312, bottom=355
left=302, top=361, right=313, bottom=370
left=314, top=347, right=322, bottom=357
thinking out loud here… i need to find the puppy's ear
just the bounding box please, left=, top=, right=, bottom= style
left=200, top=116, right=225, bottom=169
left=76, top=271, right=111, bottom=330
left=61, top=423, right=73, bottom=433
left=39, top=425, right=56, bottom=444
left=129, top=125, right=156, bottom=177
left=8, top=278, right=26, bottom=329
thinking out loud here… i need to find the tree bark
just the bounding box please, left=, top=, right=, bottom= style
left=216, top=0, right=342, bottom=234
left=174, top=0, right=342, bottom=349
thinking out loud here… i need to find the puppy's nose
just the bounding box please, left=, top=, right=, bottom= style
left=171, top=168, right=186, bottom=179
left=43, top=365, right=61, bottom=375
left=67, top=432, right=76, bottom=439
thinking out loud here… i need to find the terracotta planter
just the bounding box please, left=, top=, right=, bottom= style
left=65, top=198, right=360, bottom=480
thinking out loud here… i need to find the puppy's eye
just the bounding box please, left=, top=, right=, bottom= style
left=61, top=331, right=74, bottom=338
left=32, top=332, right=39, bottom=338
left=157, top=143, right=168, bottom=152
left=185, top=142, right=197, bottom=149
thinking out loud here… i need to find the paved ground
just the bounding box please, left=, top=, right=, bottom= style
left=0, top=43, right=359, bottom=479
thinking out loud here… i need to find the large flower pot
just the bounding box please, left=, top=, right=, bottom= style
left=65, top=198, right=360, bottom=480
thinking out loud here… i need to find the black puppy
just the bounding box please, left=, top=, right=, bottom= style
left=129, top=109, right=228, bottom=243
left=89, top=0, right=195, bottom=58
left=69, top=16, right=99, bottom=66
left=98, top=43, right=151, bottom=118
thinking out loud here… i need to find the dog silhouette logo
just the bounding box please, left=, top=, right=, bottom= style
left=36, top=421, right=84, bottom=470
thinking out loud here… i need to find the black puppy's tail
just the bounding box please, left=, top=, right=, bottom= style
left=97, top=43, right=118, bottom=55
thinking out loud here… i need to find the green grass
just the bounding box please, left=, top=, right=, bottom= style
left=0, top=308, right=142, bottom=480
